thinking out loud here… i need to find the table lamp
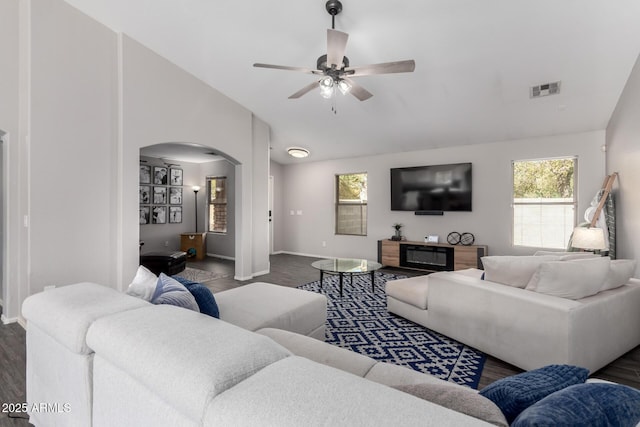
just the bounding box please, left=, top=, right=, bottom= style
left=571, top=227, right=606, bottom=253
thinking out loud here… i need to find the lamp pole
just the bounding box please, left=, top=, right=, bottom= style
left=192, top=186, right=200, bottom=233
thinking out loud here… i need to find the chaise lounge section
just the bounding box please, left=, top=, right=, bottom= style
left=386, top=257, right=640, bottom=373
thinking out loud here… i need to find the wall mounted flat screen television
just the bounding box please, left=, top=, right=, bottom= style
left=390, top=163, right=472, bottom=212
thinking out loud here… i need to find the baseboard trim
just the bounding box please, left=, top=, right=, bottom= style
left=252, top=268, right=270, bottom=277
left=205, top=253, right=235, bottom=261
left=1, top=314, right=18, bottom=325
left=278, top=250, right=338, bottom=260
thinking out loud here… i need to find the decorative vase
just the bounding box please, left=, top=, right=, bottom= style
left=391, top=229, right=402, bottom=241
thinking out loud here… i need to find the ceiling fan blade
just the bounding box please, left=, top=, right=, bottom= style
left=288, top=80, right=320, bottom=99
left=253, top=63, right=314, bottom=73
left=326, top=29, right=349, bottom=69
left=346, top=60, right=415, bottom=77
left=343, top=77, right=373, bottom=101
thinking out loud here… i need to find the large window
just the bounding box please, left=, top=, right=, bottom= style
left=512, top=157, right=576, bottom=249
left=336, top=172, right=367, bottom=236
left=207, top=176, right=227, bottom=233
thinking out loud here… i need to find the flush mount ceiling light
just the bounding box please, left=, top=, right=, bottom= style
left=287, top=147, right=310, bottom=158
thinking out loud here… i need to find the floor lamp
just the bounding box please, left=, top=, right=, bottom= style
left=192, top=186, right=200, bottom=232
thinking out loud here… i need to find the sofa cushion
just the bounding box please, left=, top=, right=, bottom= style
left=172, top=275, right=220, bottom=318
left=512, top=383, right=640, bottom=427
left=257, top=327, right=376, bottom=377
left=481, top=255, right=561, bottom=288
left=385, top=276, right=430, bottom=309
left=86, top=304, right=291, bottom=421
left=602, top=259, right=637, bottom=291
left=525, top=257, right=610, bottom=300
left=533, top=250, right=599, bottom=260
left=215, top=282, right=327, bottom=336
left=126, top=265, right=158, bottom=301
left=204, top=356, right=485, bottom=426
left=151, top=273, right=200, bottom=312
left=393, top=383, right=508, bottom=427
left=479, top=364, right=589, bottom=423
left=22, top=282, right=149, bottom=355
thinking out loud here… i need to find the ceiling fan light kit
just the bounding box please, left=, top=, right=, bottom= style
left=253, top=0, right=415, bottom=102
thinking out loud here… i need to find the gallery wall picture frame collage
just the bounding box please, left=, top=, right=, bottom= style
left=139, top=164, right=183, bottom=225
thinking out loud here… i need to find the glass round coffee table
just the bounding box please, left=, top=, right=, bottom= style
left=311, top=258, right=382, bottom=297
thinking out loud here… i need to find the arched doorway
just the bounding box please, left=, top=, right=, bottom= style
left=138, top=142, right=237, bottom=263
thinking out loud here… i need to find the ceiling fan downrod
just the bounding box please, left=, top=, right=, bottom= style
left=325, top=0, right=342, bottom=29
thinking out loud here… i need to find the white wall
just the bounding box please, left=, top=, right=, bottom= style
left=119, top=34, right=272, bottom=285
left=270, top=160, right=285, bottom=253
left=280, top=131, right=606, bottom=260
left=2, top=0, right=272, bottom=319
left=30, top=0, right=118, bottom=290
left=251, top=117, right=270, bottom=276
left=606, top=53, right=640, bottom=277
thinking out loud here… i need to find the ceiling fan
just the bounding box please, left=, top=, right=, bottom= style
left=253, top=0, right=415, bottom=101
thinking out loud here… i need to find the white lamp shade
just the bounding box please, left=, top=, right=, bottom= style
left=571, top=227, right=606, bottom=250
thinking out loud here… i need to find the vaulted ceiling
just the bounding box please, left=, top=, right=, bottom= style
left=65, top=0, right=640, bottom=164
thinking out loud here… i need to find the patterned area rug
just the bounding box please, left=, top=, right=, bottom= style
left=298, top=272, right=486, bottom=389
left=177, top=267, right=224, bottom=283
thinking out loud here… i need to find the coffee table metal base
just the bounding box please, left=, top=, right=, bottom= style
left=319, top=270, right=377, bottom=297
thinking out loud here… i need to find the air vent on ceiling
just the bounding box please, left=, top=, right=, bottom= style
left=530, top=81, right=561, bottom=98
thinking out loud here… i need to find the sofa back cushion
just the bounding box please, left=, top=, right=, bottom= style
left=204, top=356, right=485, bottom=426
left=601, top=259, right=637, bottom=291
left=525, top=257, right=610, bottom=300
left=481, top=256, right=561, bottom=288
left=87, top=305, right=291, bottom=421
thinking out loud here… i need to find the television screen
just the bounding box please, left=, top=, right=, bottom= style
left=390, top=163, right=472, bottom=212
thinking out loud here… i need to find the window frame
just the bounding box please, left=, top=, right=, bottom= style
left=207, top=176, right=228, bottom=234
left=335, top=172, right=368, bottom=236
left=511, top=156, right=578, bottom=249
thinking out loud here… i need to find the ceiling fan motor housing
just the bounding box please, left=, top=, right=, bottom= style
left=325, top=0, right=343, bottom=16
left=316, top=54, right=349, bottom=72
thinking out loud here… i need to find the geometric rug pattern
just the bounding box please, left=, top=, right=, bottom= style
left=298, top=272, right=486, bottom=389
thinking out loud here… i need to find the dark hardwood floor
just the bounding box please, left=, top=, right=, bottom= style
left=0, top=253, right=638, bottom=425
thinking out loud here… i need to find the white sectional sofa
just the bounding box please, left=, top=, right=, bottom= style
left=386, top=256, right=640, bottom=373
left=22, top=282, right=496, bottom=427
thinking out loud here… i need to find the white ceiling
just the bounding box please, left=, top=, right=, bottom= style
left=65, top=0, right=640, bottom=164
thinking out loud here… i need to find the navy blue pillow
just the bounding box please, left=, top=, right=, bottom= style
left=512, top=383, right=640, bottom=427
left=479, top=364, right=589, bottom=423
left=172, top=275, right=220, bottom=319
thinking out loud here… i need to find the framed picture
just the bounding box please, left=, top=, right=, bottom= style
left=139, top=165, right=151, bottom=184
left=169, top=187, right=183, bottom=205
left=170, top=168, right=183, bottom=186
left=139, top=206, right=150, bottom=225
left=152, top=206, right=166, bottom=224
left=139, top=185, right=151, bottom=204
left=153, top=166, right=168, bottom=185
left=153, top=186, right=167, bottom=204
left=169, top=206, right=182, bottom=223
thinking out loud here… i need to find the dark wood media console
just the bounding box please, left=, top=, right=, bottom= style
left=377, top=239, right=487, bottom=272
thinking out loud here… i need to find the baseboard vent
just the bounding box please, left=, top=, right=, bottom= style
left=530, top=81, right=561, bottom=98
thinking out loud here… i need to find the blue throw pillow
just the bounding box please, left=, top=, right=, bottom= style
left=479, top=364, right=589, bottom=423
left=512, top=383, right=640, bottom=427
left=151, top=273, right=200, bottom=313
left=172, top=275, right=220, bottom=319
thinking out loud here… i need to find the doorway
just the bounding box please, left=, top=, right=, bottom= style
left=0, top=131, right=5, bottom=313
